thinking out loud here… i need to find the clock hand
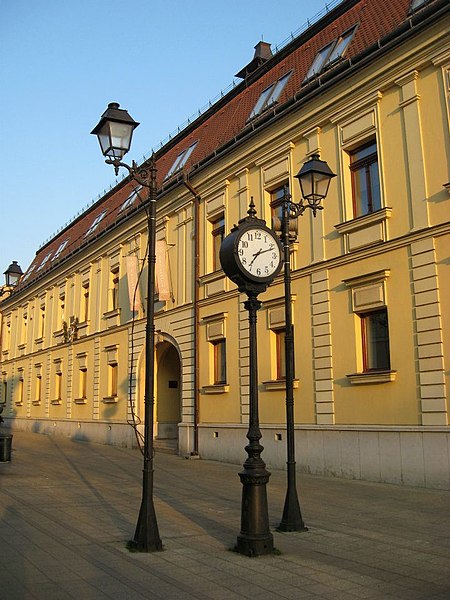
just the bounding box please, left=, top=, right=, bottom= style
left=249, top=248, right=263, bottom=267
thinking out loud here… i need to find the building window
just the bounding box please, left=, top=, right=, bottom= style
left=39, top=305, right=45, bottom=339
left=304, top=26, right=356, bottom=81
left=109, top=363, right=118, bottom=398
left=410, top=0, right=431, bottom=11
left=165, top=142, right=198, bottom=179
left=79, top=368, right=87, bottom=401
left=21, top=265, right=35, bottom=282
left=52, top=240, right=68, bottom=261
left=212, top=339, right=227, bottom=385
left=361, top=309, right=391, bottom=371
left=16, top=374, right=24, bottom=405
left=37, top=253, right=52, bottom=271
left=249, top=72, right=291, bottom=119
left=21, top=313, right=28, bottom=346
left=349, top=141, right=381, bottom=217
left=55, top=372, right=62, bottom=402
left=109, top=269, right=120, bottom=311
left=1, top=380, right=7, bottom=404
left=211, top=214, right=225, bottom=271
left=34, top=373, right=42, bottom=404
left=120, top=185, right=143, bottom=212
left=275, top=328, right=286, bottom=380
left=58, top=295, right=65, bottom=329
left=85, top=210, right=107, bottom=237
left=81, top=283, right=90, bottom=322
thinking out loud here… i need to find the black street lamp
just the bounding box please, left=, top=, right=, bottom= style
left=4, top=261, right=23, bottom=287
left=278, top=154, right=335, bottom=532
left=91, top=103, right=162, bottom=552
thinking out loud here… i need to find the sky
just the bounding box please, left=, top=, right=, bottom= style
left=1, top=0, right=334, bottom=275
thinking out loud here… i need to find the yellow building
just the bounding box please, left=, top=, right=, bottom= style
left=1, top=0, right=449, bottom=488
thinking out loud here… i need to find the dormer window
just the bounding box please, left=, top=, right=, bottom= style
left=22, top=265, right=36, bottom=282
left=37, top=253, right=52, bottom=271
left=410, top=0, right=431, bottom=10
left=85, top=210, right=107, bottom=237
left=120, top=185, right=143, bottom=212
left=52, top=240, right=68, bottom=261
left=165, top=142, right=198, bottom=179
left=249, top=72, right=291, bottom=119
left=304, top=25, right=357, bottom=81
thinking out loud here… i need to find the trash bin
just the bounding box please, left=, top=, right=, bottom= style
left=0, top=434, right=13, bottom=462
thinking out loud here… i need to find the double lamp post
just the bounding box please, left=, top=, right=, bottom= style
left=91, top=102, right=335, bottom=552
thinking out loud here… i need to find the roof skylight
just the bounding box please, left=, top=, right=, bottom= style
left=37, top=253, right=52, bottom=271
left=165, top=142, right=198, bottom=179
left=120, top=185, right=143, bottom=212
left=85, top=210, right=107, bottom=237
left=249, top=72, right=292, bottom=119
left=52, top=240, right=68, bottom=261
left=304, top=25, right=357, bottom=81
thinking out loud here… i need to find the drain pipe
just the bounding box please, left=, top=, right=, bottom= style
left=183, top=176, right=201, bottom=456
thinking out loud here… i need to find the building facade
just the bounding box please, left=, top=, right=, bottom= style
left=1, top=0, right=449, bottom=488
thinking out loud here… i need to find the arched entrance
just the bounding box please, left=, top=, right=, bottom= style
left=155, top=341, right=181, bottom=450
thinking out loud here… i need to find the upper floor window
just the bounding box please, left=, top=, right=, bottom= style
left=37, top=253, right=52, bottom=271
left=52, top=240, right=68, bottom=261
left=249, top=72, right=291, bottom=119
left=120, top=185, right=143, bottom=212
left=410, top=0, right=432, bottom=11
left=85, top=210, right=107, bottom=237
left=304, top=26, right=357, bottom=81
left=361, top=309, right=391, bottom=371
left=21, top=265, right=35, bottom=282
left=211, top=214, right=225, bottom=272
left=165, top=142, right=198, bottom=179
left=349, top=141, right=381, bottom=218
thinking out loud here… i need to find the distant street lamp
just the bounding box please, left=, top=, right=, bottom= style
left=91, top=103, right=162, bottom=552
left=0, top=261, right=23, bottom=298
left=278, top=154, right=335, bottom=532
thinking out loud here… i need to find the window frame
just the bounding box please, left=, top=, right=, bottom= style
left=360, top=308, right=391, bottom=372
left=165, top=141, right=198, bottom=179
left=212, top=338, right=227, bottom=385
left=349, top=141, right=381, bottom=218
left=211, top=213, right=225, bottom=272
left=249, top=72, right=292, bottom=119
left=85, top=210, right=107, bottom=238
left=304, top=25, right=357, bottom=81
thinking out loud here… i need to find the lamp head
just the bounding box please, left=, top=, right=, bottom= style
left=91, top=102, right=139, bottom=161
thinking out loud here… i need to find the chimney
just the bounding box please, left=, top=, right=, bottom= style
left=235, top=41, right=273, bottom=79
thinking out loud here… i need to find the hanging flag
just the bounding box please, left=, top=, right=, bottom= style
left=126, top=255, right=142, bottom=312
left=156, top=240, right=171, bottom=301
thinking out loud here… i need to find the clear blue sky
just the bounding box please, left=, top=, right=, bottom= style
left=1, top=0, right=332, bottom=274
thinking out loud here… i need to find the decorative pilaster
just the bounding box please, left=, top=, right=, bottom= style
left=410, top=238, right=447, bottom=425
left=311, top=270, right=335, bottom=424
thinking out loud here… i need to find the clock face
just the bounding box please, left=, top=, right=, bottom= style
left=237, top=227, right=281, bottom=279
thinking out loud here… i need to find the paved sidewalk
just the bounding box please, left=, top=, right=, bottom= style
left=0, top=431, right=449, bottom=600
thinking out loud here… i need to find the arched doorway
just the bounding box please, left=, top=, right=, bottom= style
left=155, top=341, right=181, bottom=450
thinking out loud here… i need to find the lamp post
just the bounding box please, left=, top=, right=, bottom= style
left=0, top=262, right=23, bottom=298
left=278, top=154, right=336, bottom=532
left=91, top=103, right=162, bottom=552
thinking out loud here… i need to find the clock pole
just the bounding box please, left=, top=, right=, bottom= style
left=236, top=288, right=274, bottom=556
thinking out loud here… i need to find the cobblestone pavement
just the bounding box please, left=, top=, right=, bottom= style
left=0, top=431, right=449, bottom=599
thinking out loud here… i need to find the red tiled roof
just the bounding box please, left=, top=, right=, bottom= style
left=16, top=0, right=446, bottom=291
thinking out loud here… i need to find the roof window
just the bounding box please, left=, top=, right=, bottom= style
left=249, top=72, right=291, bottom=119
left=22, top=265, right=36, bottom=282
left=52, top=240, right=68, bottom=261
left=304, top=25, right=357, bottom=81
left=37, top=253, right=52, bottom=271
left=410, top=0, right=432, bottom=10
left=85, top=210, right=107, bottom=237
left=120, top=185, right=143, bottom=212
left=165, top=142, right=198, bottom=179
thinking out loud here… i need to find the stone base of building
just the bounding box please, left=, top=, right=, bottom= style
left=197, top=424, right=450, bottom=491
left=5, top=419, right=449, bottom=490
left=3, top=417, right=137, bottom=448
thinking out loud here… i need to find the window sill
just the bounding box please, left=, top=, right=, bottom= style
left=347, top=370, right=397, bottom=385
left=262, top=379, right=299, bottom=391
left=102, top=396, right=118, bottom=404
left=31, top=400, right=41, bottom=406
left=51, top=399, right=62, bottom=405
left=335, top=208, right=392, bottom=252
left=15, top=401, right=23, bottom=406
left=74, top=397, right=87, bottom=404
left=202, top=384, right=229, bottom=394
left=103, top=309, right=121, bottom=328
